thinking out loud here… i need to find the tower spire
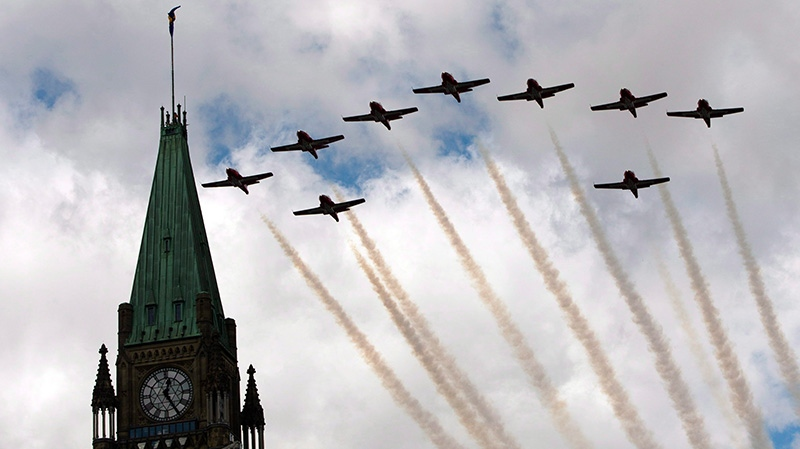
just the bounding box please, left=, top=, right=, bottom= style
left=241, top=365, right=265, bottom=449
left=92, top=344, right=116, bottom=448
left=128, top=102, right=229, bottom=348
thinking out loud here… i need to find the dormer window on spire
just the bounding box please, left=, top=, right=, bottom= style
left=174, top=300, right=184, bottom=322
left=146, top=305, right=156, bottom=326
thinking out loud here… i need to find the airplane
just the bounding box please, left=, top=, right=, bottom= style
left=412, top=72, right=491, bottom=103
left=342, top=101, right=419, bottom=130
left=293, top=195, right=366, bottom=222
left=497, top=78, right=575, bottom=108
left=590, top=88, right=668, bottom=118
left=666, top=99, right=744, bottom=128
left=201, top=168, right=273, bottom=195
left=270, top=130, right=345, bottom=160
left=593, top=170, right=670, bottom=198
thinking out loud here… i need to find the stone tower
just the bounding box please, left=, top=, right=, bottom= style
left=91, top=106, right=262, bottom=449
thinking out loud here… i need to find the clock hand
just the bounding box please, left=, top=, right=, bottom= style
left=166, top=393, right=179, bottom=411
left=162, top=379, right=179, bottom=411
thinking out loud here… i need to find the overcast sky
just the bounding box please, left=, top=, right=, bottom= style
left=2, top=1, right=800, bottom=448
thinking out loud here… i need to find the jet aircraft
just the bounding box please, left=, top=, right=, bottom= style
left=201, top=168, right=273, bottom=195
left=412, top=72, right=491, bottom=103
left=270, top=130, right=345, bottom=160
left=293, top=195, right=366, bottom=222
left=590, top=88, right=668, bottom=118
left=342, top=101, right=419, bottom=130
left=593, top=170, right=670, bottom=198
left=666, top=99, right=744, bottom=128
left=497, top=78, right=575, bottom=108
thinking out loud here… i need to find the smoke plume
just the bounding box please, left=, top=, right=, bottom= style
left=402, top=151, right=593, bottom=449
left=478, top=143, right=662, bottom=449
left=654, top=256, right=749, bottom=449
left=646, top=147, right=771, bottom=449
left=343, top=199, right=521, bottom=449
left=713, top=145, right=800, bottom=415
left=350, top=245, right=506, bottom=449
left=548, top=127, right=712, bottom=449
left=263, top=216, right=465, bottom=449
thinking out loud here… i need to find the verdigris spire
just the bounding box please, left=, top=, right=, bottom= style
left=127, top=109, right=230, bottom=349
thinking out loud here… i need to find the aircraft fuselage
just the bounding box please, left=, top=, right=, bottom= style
left=369, top=101, right=392, bottom=130
left=696, top=100, right=713, bottom=127
left=441, top=72, right=462, bottom=102
left=623, top=170, right=639, bottom=198
left=226, top=168, right=249, bottom=194
left=620, top=88, right=638, bottom=117
left=319, top=194, right=339, bottom=222
left=526, top=79, right=545, bottom=108
left=296, top=130, right=322, bottom=158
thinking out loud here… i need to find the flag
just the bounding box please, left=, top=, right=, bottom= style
left=168, top=6, right=181, bottom=37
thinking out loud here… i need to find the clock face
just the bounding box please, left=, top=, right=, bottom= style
left=139, top=367, right=193, bottom=422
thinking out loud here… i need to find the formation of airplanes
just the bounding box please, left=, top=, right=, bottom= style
left=200, top=71, right=745, bottom=210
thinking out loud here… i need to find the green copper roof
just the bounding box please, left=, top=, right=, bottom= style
left=127, top=112, right=229, bottom=348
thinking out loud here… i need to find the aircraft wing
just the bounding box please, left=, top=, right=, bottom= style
left=201, top=179, right=233, bottom=188
left=633, top=92, right=668, bottom=105
left=541, top=82, right=575, bottom=97
left=270, top=143, right=303, bottom=152
left=590, top=101, right=625, bottom=111
left=292, top=206, right=325, bottom=216
left=455, top=78, right=491, bottom=92
left=332, top=198, right=366, bottom=212
left=497, top=91, right=530, bottom=102
left=312, top=135, right=345, bottom=146
left=342, top=113, right=376, bottom=122
left=710, top=107, right=744, bottom=118
left=384, top=107, right=419, bottom=120
left=240, top=172, right=274, bottom=185
left=636, top=177, right=670, bottom=188
left=413, top=85, right=447, bottom=95
left=666, top=110, right=702, bottom=118
left=593, top=182, right=628, bottom=190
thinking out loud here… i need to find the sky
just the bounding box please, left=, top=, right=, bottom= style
left=1, top=1, right=799, bottom=448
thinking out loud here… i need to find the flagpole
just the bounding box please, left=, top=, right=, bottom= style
left=168, top=5, right=180, bottom=118
left=171, top=33, right=175, bottom=116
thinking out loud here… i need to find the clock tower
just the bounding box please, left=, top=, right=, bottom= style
left=90, top=106, right=263, bottom=449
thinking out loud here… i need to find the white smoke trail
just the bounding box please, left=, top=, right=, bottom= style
left=548, top=127, right=712, bottom=449
left=350, top=245, right=503, bottom=449
left=713, top=145, right=800, bottom=414
left=654, top=256, right=749, bottom=449
left=646, top=147, right=772, bottom=449
left=263, top=217, right=465, bottom=449
left=344, top=204, right=521, bottom=449
left=402, top=151, right=593, bottom=449
left=477, top=143, right=662, bottom=449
